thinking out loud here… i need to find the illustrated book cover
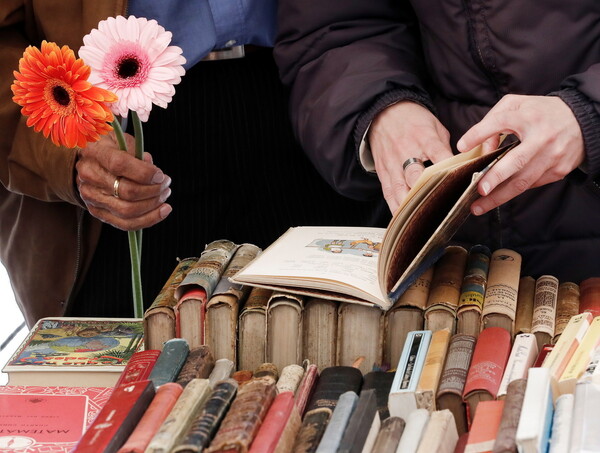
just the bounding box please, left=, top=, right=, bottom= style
left=2, top=317, right=144, bottom=388
left=232, top=142, right=515, bottom=310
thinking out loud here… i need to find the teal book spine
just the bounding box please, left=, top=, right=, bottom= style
left=148, top=338, right=190, bottom=388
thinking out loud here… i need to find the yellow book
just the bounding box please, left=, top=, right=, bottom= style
left=415, top=328, right=451, bottom=411
left=558, top=316, right=600, bottom=395
left=542, top=312, right=592, bottom=399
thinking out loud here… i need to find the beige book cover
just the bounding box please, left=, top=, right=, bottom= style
left=514, top=276, right=536, bottom=335
left=238, top=286, right=271, bottom=372
left=302, top=298, right=338, bottom=371
left=416, top=409, right=458, bottom=453
left=553, top=282, right=580, bottom=343
left=266, top=292, right=304, bottom=372
left=481, top=249, right=522, bottom=335
left=416, top=328, right=451, bottom=411
left=276, top=364, right=305, bottom=394
left=531, top=275, right=559, bottom=350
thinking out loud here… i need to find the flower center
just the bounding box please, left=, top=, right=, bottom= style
left=117, top=56, right=140, bottom=79
left=52, top=85, right=71, bottom=106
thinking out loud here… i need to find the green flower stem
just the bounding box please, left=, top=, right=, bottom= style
left=111, top=117, right=144, bottom=318
left=131, top=112, right=144, bottom=257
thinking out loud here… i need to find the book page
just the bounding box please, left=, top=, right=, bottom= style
left=232, top=226, right=388, bottom=307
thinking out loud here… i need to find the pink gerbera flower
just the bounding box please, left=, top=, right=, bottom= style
left=79, top=15, right=186, bottom=122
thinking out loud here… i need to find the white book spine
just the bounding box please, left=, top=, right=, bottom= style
left=569, top=381, right=600, bottom=453
left=549, top=393, right=574, bottom=453
left=497, top=333, right=538, bottom=398
left=516, top=367, right=554, bottom=453
left=396, top=408, right=430, bottom=453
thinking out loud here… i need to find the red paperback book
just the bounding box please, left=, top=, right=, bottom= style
left=249, top=391, right=301, bottom=453
left=0, top=385, right=112, bottom=452
left=462, top=327, right=511, bottom=424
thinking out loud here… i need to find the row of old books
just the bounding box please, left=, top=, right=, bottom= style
left=143, top=240, right=600, bottom=376
left=3, top=311, right=600, bottom=451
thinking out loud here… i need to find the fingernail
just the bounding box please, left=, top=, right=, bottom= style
left=152, top=171, right=165, bottom=184
left=481, top=182, right=490, bottom=196
left=159, top=204, right=172, bottom=218
left=162, top=176, right=172, bottom=188
left=160, top=188, right=172, bottom=203
left=472, top=205, right=483, bottom=216
left=456, top=139, right=465, bottom=151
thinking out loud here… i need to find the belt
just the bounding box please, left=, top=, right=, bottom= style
left=202, top=45, right=245, bottom=61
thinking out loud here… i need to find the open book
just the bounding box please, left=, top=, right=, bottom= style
left=231, top=142, right=516, bottom=311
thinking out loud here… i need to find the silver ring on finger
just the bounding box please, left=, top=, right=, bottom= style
left=113, top=176, right=122, bottom=199
left=402, top=157, right=425, bottom=172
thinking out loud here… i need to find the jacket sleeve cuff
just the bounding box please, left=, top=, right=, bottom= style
left=354, top=88, right=435, bottom=172
left=550, top=88, right=600, bottom=177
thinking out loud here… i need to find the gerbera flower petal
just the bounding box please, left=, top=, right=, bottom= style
left=79, top=15, right=185, bottom=122
left=11, top=40, right=117, bottom=148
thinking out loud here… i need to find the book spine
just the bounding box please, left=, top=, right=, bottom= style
left=569, top=380, right=600, bottom=452
left=553, top=282, right=580, bottom=343
left=146, top=378, right=212, bottom=453
left=303, top=298, right=338, bottom=371
left=176, top=346, right=215, bottom=388
left=208, top=358, right=235, bottom=388
left=291, top=407, right=332, bottom=453
left=276, top=364, right=305, bottom=394
left=117, top=382, right=183, bottom=453
left=205, top=293, right=240, bottom=363
left=371, top=417, right=405, bottom=453
left=531, top=275, right=559, bottom=351
left=456, top=245, right=491, bottom=334
left=148, top=338, right=190, bottom=389
left=206, top=379, right=277, bottom=452
left=336, top=389, right=379, bottom=453
left=481, top=248, right=522, bottom=334
left=516, top=368, right=554, bottom=453
left=175, top=287, right=208, bottom=347
left=415, top=408, right=458, bottom=453
left=491, top=378, right=527, bottom=453
left=465, top=400, right=504, bottom=453
left=248, top=391, right=299, bottom=453
left=548, top=393, right=574, bottom=453
left=305, top=366, right=363, bottom=413
left=362, top=371, right=395, bottom=420
left=315, top=391, right=358, bottom=453
left=237, top=287, right=270, bottom=372
left=172, top=379, right=238, bottom=453
left=514, top=276, right=536, bottom=335
left=253, top=362, right=280, bottom=385
left=114, top=349, right=161, bottom=388
left=496, top=333, right=538, bottom=399
left=579, top=277, right=600, bottom=318
left=73, top=380, right=156, bottom=453
left=416, top=328, right=451, bottom=411
left=266, top=293, right=304, bottom=372
left=396, top=266, right=434, bottom=310
left=212, top=243, right=261, bottom=297
left=294, top=364, right=319, bottom=417
left=395, top=408, right=430, bottom=453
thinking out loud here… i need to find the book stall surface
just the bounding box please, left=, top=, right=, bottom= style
left=2, top=317, right=144, bottom=387
left=0, top=385, right=112, bottom=452
left=232, top=143, right=514, bottom=310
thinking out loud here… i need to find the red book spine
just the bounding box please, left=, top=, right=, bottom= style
left=294, top=364, right=319, bottom=417
left=114, top=349, right=161, bottom=388
left=579, top=277, right=600, bottom=318
left=72, top=380, right=156, bottom=453
left=175, top=287, right=208, bottom=342
left=249, top=392, right=297, bottom=453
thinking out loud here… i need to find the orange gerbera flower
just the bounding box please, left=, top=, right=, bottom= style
left=11, top=41, right=117, bottom=148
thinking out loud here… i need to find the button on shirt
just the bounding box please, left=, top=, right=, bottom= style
left=128, top=0, right=277, bottom=69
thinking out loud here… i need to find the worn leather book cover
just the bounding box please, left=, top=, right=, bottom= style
left=118, top=382, right=183, bottom=453
left=276, top=364, right=305, bottom=394
left=175, top=287, right=208, bottom=349
left=456, top=244, right=491, bottom=338
left=383, top=266, right=431, bottom=368
left=424, top=246, right=468, bottom=333
left=416, top=408, right=459, bottom=453
left=146, top=378, right=212, bottom=453
left=291, top=407, right=332, bottom=453
left=371, top=416, right=405, bottom=453
left=144, top=258, right=197, bottom=351
left=294, top=363, right=319, bottom=417
left=206, top=379, right=277, bottom=452
left=465, top=400, right=504, bottom=453
left=553, top=282, right=580, bottom=343
left=253, top=362, right=279, bottom=386
left=496, top=333, right=537, bottom=399
left=3, top=317, right=144, bottom=388
left=492, top=378, right=527, bottom=453
left=238, top=286, right=271, bottom=371
left=266, top=292, right=305, bottom=372
left=481, top=249, right=522, bottom=336
left=208, top=358, right=235, bottom=388
left=172, top=378, right=238, bottom=453
left=336, top=303, right=384, bottom=374
left=205, top=244, right=261, bottom=362
left=0, top=385, right=113, bottom=453
left=315, top=391, right=358, bottom=453
left=248, top=391, right=301, bottom=453
left=436, top=334, right=476, bottom=435
left=303, top=297, right=338, bottom=371
left=362, top=370, right=395, bottom=420
left=463, top=327, right=511, bottom=423
left=72, top=380, right=155, bottom=453
left=531, top=275, right=559, bottom=351
left=176, top=345, right=215, bottom=388
left=337, top=389, right=380, bottom=453
left=148, top=338, right=190, bottom=389
left=514, top=276, right=536, bottom=335
left=115, top=349, right=161, bottom=388
left=416, top=328, right=451, bottom=412
left=579, top=277, right=600, bottom=318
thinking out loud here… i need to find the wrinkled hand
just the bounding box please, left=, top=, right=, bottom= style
left=368, top=101, right=454, bottom=213
left=76, top=132, right=172, bottom=230
left=457, top=94, right=585, bottom=216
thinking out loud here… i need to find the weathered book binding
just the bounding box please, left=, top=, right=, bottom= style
left=148, top=338, right=190, bottom=389
left=531, top=275, right=559, bottom=351
left=237, top=286, right=271, bottom=371
left=456, top=244, right=491, bottom=337
left=115, top=349, right=161, bottom=388
left=266, top=292, right=304, bottom=372
left=415, top=409, right=458, bottom=453
left=315, top=391, right=358, bottom=453
left=415, top=328, right=451, bottom=412
left=303, top=297, right=338, bottom=371
left=276, top=364, right=305, bottom=394
left=371, top=416, right=405, bottom=453
left=553, top=281, right=580, bottom=343
left=144, top=258, right=197, bottom=351
left=248, top=391, right=301, bottom=453
left=492, top=378, right=527, bottom=453
left=514, top=276, right=536, bottom=335
left=175, top=345, right=215, bottom=388
left=337, top=389, right=380, bottom=453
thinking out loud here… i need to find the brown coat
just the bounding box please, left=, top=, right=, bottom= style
left=0, top=0, right=127, bottom=326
